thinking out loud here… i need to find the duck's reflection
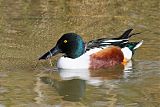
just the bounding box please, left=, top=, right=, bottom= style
left=40, top=60, right=133, bottom=101
left=41, top=77, right=86, bottom=101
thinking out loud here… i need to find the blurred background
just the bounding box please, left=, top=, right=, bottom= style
left=0, top=0, right=160, bottom=107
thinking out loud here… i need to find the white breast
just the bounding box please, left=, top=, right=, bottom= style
left=57, top=55, right=90, bottom=69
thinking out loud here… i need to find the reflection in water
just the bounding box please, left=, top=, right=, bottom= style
left=41, top=77, right=86, bottom=101
left=40, top=61, right=133, bottom=102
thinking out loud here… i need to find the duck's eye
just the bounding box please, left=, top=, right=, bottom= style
left=64, top=40, right=68, bottom=43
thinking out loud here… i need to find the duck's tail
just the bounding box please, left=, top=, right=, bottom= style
left=121, top=40, right=143, bottom=61
left=126, top=40, right=143, bottom=52
left=117, top=29, right=141, bottom=39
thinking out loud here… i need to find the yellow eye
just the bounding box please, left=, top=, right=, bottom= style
left=64, top=40, right=67, bottom=43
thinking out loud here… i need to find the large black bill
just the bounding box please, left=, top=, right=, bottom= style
left=39, top=46, right=61, bottom=60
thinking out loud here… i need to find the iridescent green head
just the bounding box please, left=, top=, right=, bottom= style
left=39, top=33, right=85, bottom=60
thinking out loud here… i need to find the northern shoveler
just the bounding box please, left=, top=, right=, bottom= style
left=39, top=29, right=143, bottom=69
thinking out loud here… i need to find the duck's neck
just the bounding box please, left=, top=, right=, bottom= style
left=65, top=42, right=85, bottom=59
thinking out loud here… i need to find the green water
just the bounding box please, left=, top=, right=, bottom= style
left=0, top=0, right=160, bottom=107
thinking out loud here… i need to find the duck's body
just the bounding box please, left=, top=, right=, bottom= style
left=39, top=29, right=143, bottom=69
left=57, top=46, right=122, bottom=69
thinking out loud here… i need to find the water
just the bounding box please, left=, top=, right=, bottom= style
left=0, top=0, right=160, bottom=107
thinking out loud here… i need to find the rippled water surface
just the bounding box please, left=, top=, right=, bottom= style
left=0, top=0, right=160, bottom=107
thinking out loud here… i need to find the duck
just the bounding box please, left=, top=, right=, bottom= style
left=39, top=29, right=143, bottom=69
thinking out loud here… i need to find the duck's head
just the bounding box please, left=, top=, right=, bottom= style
left=39, top=33, right=85, bottom=60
